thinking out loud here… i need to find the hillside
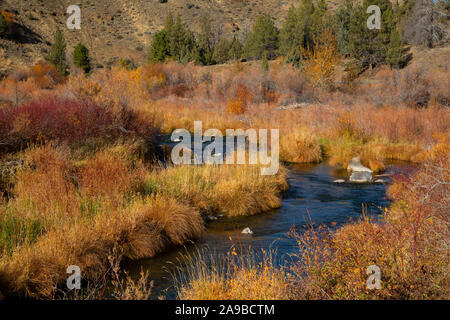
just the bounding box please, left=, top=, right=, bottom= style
left=1, top=0, right=336, bottom=70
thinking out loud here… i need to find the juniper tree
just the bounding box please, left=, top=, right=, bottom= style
left=297, top=0, right=315, bottom=49
left=228, top=36, right=243, bottom=61
left=197, top=15, right=215, bottom=65
left=73, top=43, right=91, bottom=73
left=279, top=5, right=303, bottom=66
left=243, top=14, right=278, bottom=60
left=212, top=38, right=231, bottom=64
left=386, top=28, right=406, bottom=68
left=349, top=0, right=396, bottom=70
left=333, top=0, right=353, bottom=56
left=47, top=28, right=68, bottom=75
left=311, top=0, right=329, bottom=39
left=148, top=30, right=170, bottom=63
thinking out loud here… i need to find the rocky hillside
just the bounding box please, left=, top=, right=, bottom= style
left=1, top=0, right=343, bottom=70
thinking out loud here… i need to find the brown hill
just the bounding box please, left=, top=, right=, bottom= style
left=2, top=0, right=338, bottom=71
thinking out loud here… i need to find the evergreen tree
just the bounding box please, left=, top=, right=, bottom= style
left=297, top=0, right=315, bottom=49
left=279, top=5, right=302, bottom=66
left=148, top=30, right=170, bottom=63
left=163, top=14, right=197, bottom=63
left=228, top=36, right=243, bottom=61
left=278, top=5, right=301, bottom=56
left=47, top=28, right=68, bottom=75
left=198, top=15, right=214, bottom=65
left=311, top=0, right=329, bottom=39
left=386, top=29, right=406, bottom=68
left=212, top=38, right=231, bottom=64
left=72, top=43, right=91, bottom=73
left=0, top=12, right=7, bottom=37
left=243, top=15, right=278, bottom=60
left=333, top=0, right=353, bottom=56
left=349, top=0, right=396, bottom=70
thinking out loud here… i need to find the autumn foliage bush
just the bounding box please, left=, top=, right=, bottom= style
left=0, top=96, right=159, bottom=155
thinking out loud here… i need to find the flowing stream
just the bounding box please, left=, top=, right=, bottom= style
left=126, top=162, right=412, bottom=299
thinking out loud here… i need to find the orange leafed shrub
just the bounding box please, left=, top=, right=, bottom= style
left=0, top=10, right=14, bottom=24
left=227, top=83, right=252, bottom=115
left=30, top=61, right=61, bottom=89
left=227, top=98, right=246, bottom=115
left=302, top=29, right=340, bottom=88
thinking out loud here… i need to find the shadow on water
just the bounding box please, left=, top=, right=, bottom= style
left=125, top=162, right=413, bottom=299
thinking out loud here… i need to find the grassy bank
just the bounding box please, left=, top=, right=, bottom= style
left=177, top=145, right=449, bottom=300
left=0, top=142, right=287, bottom=298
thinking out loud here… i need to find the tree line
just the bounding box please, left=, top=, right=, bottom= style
left=41, top=0, right=448, bottom=75
left=148, top=0, right=449, bottom=71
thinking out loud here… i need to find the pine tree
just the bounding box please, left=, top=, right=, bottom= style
left=47, top=28, right=68, bottom=75
left=72, top=43, right=91, bottom=73
left=0, top=12, right=7, bottom=37
left=243, top=14, right=278, bottom=60
left=148, top=30, right=170, bottom=63
left=311, top=0, right=329, bottom=39
left=349, top=0, right=396, bottom=71
left=278, top=5, right=300, bottom=56
left=228, top=36, right=243, bottom=61
left=333, top=0, right=353, bottom=56
left=198, top=15, right=214, bottom=65
left=212, top=38, right=231, bottom=64
left=297, top=0, right=315, bottom=49
left=386, top=29, right=406, bottom=68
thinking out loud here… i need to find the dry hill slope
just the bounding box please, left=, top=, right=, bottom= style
left=2, top=0, right=326, bottom=70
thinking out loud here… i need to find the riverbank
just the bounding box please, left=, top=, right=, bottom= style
left=0, top=141, right=288, bottom=298
left=177, top=146, right=449, bottom=300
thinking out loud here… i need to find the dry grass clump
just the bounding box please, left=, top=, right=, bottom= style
left=279, top=127, right=322, bottom=163
left=177, top=248, right=293, bottom=300
left=291, top=143, right=449, bottom=299
left=0, top=141, right=288, bottom=298
left=144, top=164, right=289, bottom=217
left=0, top=192, right=203, bottom=298
left=0, top=142, right=207, bottom=298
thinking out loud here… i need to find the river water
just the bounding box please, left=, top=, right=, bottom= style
left=126, top=163, right=411, bottom=299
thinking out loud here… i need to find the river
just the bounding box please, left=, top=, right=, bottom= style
left=126, top=162, right=411, bottom=299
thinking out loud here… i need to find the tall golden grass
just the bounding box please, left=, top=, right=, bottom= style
left=0, top=142, right=288, bottom=298
left=177, top=142, right=449, bottom=300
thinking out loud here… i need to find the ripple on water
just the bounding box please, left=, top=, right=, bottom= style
left=125, top=162, right=413, bottom=299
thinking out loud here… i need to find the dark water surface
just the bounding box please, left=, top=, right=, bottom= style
left=126, top=163, right=411, bottom=299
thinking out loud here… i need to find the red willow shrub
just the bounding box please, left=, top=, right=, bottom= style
left=0, top=96, right=160, bottom=154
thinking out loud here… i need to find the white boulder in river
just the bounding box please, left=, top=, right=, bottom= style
left=347, top=157, right=373, bottom=173
left=241, top=227, right=253, bottom=235
left=347, top=157, right=373, bottom=183
left=349, top=171, right=373, bottom=183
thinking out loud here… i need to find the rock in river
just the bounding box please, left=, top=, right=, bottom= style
left=349, top=171, right=372, bottom=183
left=347, top=157, right=373, bottom=173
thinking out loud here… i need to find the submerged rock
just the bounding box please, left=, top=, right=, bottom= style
left=374, top=179, right=386, bottom=183
left=241, top=227, right=253, bottom=235
left=349, top=171, right=372, bottom=183
left=333, top=179, right=345, bottom=183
